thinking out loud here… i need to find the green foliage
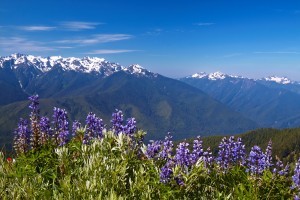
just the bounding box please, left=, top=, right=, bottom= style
left=183, top=128, right=300, bottom=163
left=0, top=128, right=298, bottom=199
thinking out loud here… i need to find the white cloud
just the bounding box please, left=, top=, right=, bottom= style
left=60, top=21, right=102, bottom=31
left=0, top=37, right=56, bottom=52
left=195, top=22, right=215, bottom=26
left=254, top=51, right=300, bottom=54
left=56, top=34, right=133, bottom=45
left=87, top=49, right=137, bottom=54
left=18, top=26, right=56, bottom=31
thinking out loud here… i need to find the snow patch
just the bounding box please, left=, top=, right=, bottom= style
left=264, top=76, right=292, bottom=84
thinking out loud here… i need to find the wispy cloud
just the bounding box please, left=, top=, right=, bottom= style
left=195, top=22, right=215, bottom=26
left=254, top=51, right=300, bottom=54
left=60, top=21, right=102, bottom=31
left=56, top=34, right=133, bottom=45
left=18, top=26, right=56, bottom=31
left=87, top=49, right=137, bottom=54
left=145, top=28, right=163, bottom=36
left=0, top=37, right=55, bottom=52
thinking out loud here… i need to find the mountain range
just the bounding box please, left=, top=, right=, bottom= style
left=181, top=71, right=300, bottom=128
left=0, top=54, right=258, bottom=149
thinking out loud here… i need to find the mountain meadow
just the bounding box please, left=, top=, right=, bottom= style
left=1, top=54, right=300, bottom=199
left=1, top=95, right=300, bottom=199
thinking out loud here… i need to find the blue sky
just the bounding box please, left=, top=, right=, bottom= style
left=1, top=0, right=300, bottom=80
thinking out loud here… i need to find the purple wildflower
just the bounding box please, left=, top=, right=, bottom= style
left=202, top=147, right=214, bottom=169
left=145, top=140, right=162, bottom=159
left=174, top=142, right=191, bottom=168
left=292, top=158, right=300, bottom=189
left=175, top=174, right=184, bottom=186
left=13, top=118, right=30, bottom=154
left=233, top=137, right=246, bottom=165
left=28, top=94, right=40, bottom=149
left=52, top=107, right=69, bottom=146
left=265, top=140, right=273, bottom=169
left=273, top=157, right=289, bottom=176
left=39, top=116, right=51, bottom=145
left=190, top=136, right=204, bottom=164
left=217, top=136, right=246, bottom=170
left=217, top=137, right=234, bottom=170
left=72, top=120, right=81, bottom=137
left=111, top=109, right=124, bottom=134
left=159, top=132, right=173, bottom=160
left=28, top=94, right=39, bottom=118
left=123, top=117, right=137, bottom=136
left=247, top=145, right=266, bottom=176
left=160, top=160, right=174, bottom=184
left=83, top=112, right=104, bottom=144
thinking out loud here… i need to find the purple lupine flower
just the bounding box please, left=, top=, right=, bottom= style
left=83, top=112, right=104, bottom=144
left=295, top=194, right=300, bottom=200
left=28, top=94, right=39, bottom=118
left=247, top=145, right=266, bottom=176
left=190, top=136, right=204, bottom=164
left=28, top=94, right=40, bottom=149
left=273, top=158, right=289, bottom=176
left=39, top=116, right=51, bottom=145
left=175, top=174, right=184, bottom=186
left=217, top=136, right=246, bottom=170
left=160, top=160, right=174, bottom=184
left=202, top=147, right=214, bottom=170
left=217, top=137, right=234, bottom=170
left=111, top=109, right=124, bottom=134
left=279, top=163, right=289, bottom=176
left=233, top=137, right=246, bottom=165
left=13, top=118, right=30, bottom=154
left=145, top=140, right=162, bottom=159
left=159, top=132, right=173, bottom=160
left=292, top=158, right=300, bottom=189
left=265, top=140, right=273, bottom=169
left=72, top=120, right=81, bottom=137
left=174, top=142, right=191, bottom=168
left=52, top=107, right=69, bottom=146
left=123, top=117, right=136, bottom=136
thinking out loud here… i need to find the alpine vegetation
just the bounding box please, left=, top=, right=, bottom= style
left=1, top=95, right=300, bottom=199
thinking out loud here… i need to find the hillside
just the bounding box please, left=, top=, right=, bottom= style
left=181, top=72, right=300, bottom=128
left=0, top=55, right=258, bottom=149
left=184, top=128, right=300, bottom=163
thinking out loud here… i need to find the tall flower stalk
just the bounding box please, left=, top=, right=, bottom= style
left=29, top=95, right=40, bottom=150
left=13, top=118, right=30, bottom=154
left=52, top=107, right=69, bottom=146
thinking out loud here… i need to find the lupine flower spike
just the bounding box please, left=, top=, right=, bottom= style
left=28, top=95, right=40, bottom=149
left=13, top=118, right=30, bottom=154
left=52, top=107, right=69, bottom=146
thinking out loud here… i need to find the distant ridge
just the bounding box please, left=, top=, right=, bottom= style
left=0, top=54, right=258, bottom=149
left=181, top=72, right=300, bottom=128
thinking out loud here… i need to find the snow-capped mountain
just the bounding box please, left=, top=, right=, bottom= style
left=181, top=72, right=300, bottom=129
left=262, top=76, right=293, bottom=85
left=187, top=71, right=244, bottom=80
left=0, top=53, right=154, bottom=77
left=187, top=71, right=300, bottom=86
left=0, top=54, right=258, bottom=146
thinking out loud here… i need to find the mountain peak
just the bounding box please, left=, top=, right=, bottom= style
left=124, top=64, right=156, bottom=77
left=208, top=71, right=227, bottom=80
left=0, top=53, right=154, bottom=77
left=190, top=72, right=207, bottom=78
left=188, top=71, right=236, bottom=80
left=263, top=76, right=292, bottom=84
